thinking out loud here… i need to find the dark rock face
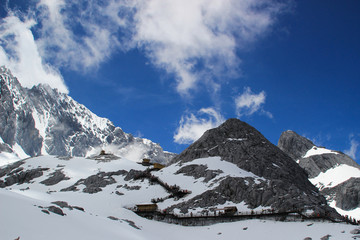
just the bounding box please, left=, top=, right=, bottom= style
left=47, top=206, right=65, bottom=216
left=61, top=170, right=128, bottom=193
left=0, top=142, right=13, bottom=153
left=278, top=130, right=360, bottom=214
left=0, top=165, right=49, bottom=188
left=40, top=169, right=70, bottom=186
left=323, top=178, right=360, bottom=211
left=170, top=119, right=337, bottom=217
left=278, top=130, right=360, bottom=177
left=0, top=161, right=25, bottom=178
left=175, top=165, right=223, bottom=183
left=172, top=119, right=308, bottom=181
left=298, top=153, right=360, bottom=178
left=278, top=130, right=314, bottom=160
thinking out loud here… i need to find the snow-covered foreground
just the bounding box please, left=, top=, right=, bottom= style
left=1, top=155, right=359, bottom=240
left=1, top=188, right=358, bottom=240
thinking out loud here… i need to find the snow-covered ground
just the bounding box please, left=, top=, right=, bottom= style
left=0, top=151, right=21, bottom=166
left=1, top=188, right=358, bottom=240
left=1, top=155, right=359, bottom=240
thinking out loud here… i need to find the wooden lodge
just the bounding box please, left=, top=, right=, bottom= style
left=216, top=206, right=238, bottom=216
left=141, top=158, right=151, bottom=166
left=136, top=203, right=158, bottom=212
left=153, top=163, right=165, bottom=170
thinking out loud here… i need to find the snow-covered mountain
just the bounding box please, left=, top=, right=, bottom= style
left=1, top=119, right=359, bottom=240
left=0, top=66, right=174, bottom=165
left=170, top=119, right=339, bottom=217
left=1, top=154, right=358, bottom=240
left=278, top=130, right=360, bottom=221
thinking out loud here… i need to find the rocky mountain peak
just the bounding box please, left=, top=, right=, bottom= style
left=169, top=118, right=339, bottom=217
left=0, top=66, right=174, bottom=164
left=278, top=130, right=315, bottom=160
left=172, top=118, right=306, bottom=181
left=278, top=130, right=360, bottom=220
left=278, top=130, right=359, bottom=177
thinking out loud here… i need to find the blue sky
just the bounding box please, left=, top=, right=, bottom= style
left=0, top=0, right=359, bottom=163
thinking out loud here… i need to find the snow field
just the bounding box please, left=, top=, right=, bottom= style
left=1, top=188, right=358, bottom=240
left=1, top=155, right=359, bottom=240
left=310, top=164, right=360, bottom=189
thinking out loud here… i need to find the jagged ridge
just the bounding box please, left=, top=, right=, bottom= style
left=0, top=66, right=174, bottom=164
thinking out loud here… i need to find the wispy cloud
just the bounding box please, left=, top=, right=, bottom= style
left=344, top=135, right=359, bottom=160
left=235, top=87, right=272, bottom=118
left=174, top=108, right=225, bottom=144
left=0, top=15, right=67, bottom=92
left=35, top=0, right=125, bottom=71
left=0, top=0, right=288, bottom=96
left=131, top=0, right=287, bottom=95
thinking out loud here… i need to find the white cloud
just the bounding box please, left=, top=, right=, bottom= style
left=132, top=0, right=286, bottom=95
left=235, top=87, right=272, bottom=118
left=35, top=0, right=124, bottom=71
left=174, top=108, right=225, bottom=144
left=0, top=15, right=68, bottom=93
left=1, top=0, right=287, bottom=95
left=344, top=137, right=359, bottom=160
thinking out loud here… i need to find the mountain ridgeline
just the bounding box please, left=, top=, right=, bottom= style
left=170, top=119, right=340, bottom=218
left=278, top=130, right=360, bottom=219
left=0, top=66, right=173, bottom=163
left=1, top=66, right=358, bottom=223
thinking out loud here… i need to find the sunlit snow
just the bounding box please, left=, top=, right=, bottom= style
left=310, top=164, right=360, bottom=189
left=303, top=146, right=339, bottom=158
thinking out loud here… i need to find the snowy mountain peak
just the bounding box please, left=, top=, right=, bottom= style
left=0, top=66, right=174, bottom=165
left=169, top=119, right=339, bottom=217
left=278, top=130, right=360, bottom=221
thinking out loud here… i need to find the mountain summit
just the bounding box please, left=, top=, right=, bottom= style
left=170, top=119, right=339, bottom=218
left=278, top=130, right=360, bottom=220
left=0, top=66, right=173, bottom=164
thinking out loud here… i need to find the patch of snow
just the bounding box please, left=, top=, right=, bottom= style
left=32, top=110, right=50, bottom=154
left=154, top=157, right=266, bottom=210
left=303, top=146, right=339, bottom=158
left=0, top=152, right=20, bottom=166
left=187, top=157, right=265, bottom=181
left=272, top=163, right=280, bottom=168
left=310, top=164, right=360, bottom=189
left=226, top=138, right=247, bottom=141
left=207, top=145, right=218, bottom=152
left=329, top=200, right=360, bottom=222
left=12, top=143, right=30, bottom=159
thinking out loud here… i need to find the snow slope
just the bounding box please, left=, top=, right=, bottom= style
left=1, top=186, right=358, bottom=240
left=2, top=155, right=358, bottom=240
left=278, top=131, right=360, bottom=222
left=310, top=164, right=360, bottom=190
left=303, top=146, right=339, bottom=158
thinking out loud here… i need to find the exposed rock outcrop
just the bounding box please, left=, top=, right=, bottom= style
left=278, top=130, right=360, bottom=219
left=278, top=130, right=314, bottom=160
left=322, top=178, right=360, bottom=211
left=170, top=119, right=339, bottom=218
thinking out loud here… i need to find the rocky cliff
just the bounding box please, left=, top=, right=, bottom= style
left=278, top=130, right=360, bottom=220
left=0, top=66, right=174, bottom=164
left=169, top=119, right=339, bottom=218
